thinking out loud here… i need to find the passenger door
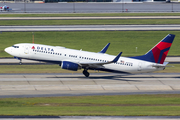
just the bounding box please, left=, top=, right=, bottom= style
left=24, top=46, right=29, bottom=54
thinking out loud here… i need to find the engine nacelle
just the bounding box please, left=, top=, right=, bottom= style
left=61, top=61, right=79, bottom=71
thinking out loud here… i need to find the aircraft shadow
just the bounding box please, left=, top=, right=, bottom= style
left=47, top=74, right=180, bottom=82
left=47, top=75, right=141, bottom=82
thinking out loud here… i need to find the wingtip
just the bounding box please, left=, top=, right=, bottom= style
left=99, top=43, right=111, bottom=54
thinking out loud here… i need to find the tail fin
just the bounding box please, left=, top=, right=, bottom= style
left=131, top=34, right=175, bottom=64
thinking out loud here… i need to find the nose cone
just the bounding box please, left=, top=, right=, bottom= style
left=4, top=47, right=11, bottom=54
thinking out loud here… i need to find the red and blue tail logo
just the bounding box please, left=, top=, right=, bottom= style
left=131, top=34, right=175, bottom=64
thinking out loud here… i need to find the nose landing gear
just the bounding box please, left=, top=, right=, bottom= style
left=19, top=59, right=22, bottom=65
left=83, top=69, right=90, bottom=77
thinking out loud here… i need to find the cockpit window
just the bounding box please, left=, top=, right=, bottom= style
left=12, top=45, right=19, bottom=48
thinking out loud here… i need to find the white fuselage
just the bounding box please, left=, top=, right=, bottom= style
left=5, top=43, right=164, bottom=74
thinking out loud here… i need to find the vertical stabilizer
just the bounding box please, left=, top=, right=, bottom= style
left=131, top=34, right=175, bottom=64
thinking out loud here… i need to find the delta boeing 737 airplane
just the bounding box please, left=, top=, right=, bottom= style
left=5, top=34, right=175, bottom=77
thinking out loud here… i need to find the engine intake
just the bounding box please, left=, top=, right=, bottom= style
left=61, top=61, right=79, bottom=71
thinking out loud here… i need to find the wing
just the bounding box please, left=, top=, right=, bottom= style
left=79, top=52, right=122, bottom=68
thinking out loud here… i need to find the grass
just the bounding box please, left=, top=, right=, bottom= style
left=0, top=13, right=180, bottom=17
left=0, top=64, right=179, bottom=74
left=156, top=64, right=180, bottom=73
left=0, top=64, right=82, bottom=73
left=0, top=13, right=180, bottom=117
left=0, top=94, right=180, bottom=116
left=1, top=19, right=180, bottom=25
left=1, top=31, right=180, bottom=57
left=1, top=13, right=180, bottom=26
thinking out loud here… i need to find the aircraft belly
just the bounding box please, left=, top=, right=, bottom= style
left=100, top=64, right=134, bottom=74
left=101, top=62, right=157, bottom=74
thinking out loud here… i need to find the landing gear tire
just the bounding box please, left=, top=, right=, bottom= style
left=83, top=70, right=89, bottom=77
left=19, top=60, right=22, bottom=65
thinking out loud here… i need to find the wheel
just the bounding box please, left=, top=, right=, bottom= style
left=85, top=72, right=89, bottom=77
left=83, top=70, right=90, bottom=77
left=19, top=60, right=22, bottom=65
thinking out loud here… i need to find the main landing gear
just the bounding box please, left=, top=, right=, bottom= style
left=83, top=69, right=90, bottom=77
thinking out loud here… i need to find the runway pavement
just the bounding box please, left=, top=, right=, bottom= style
left=0, top=73, right=180, bottom=98
left=1, top=16, right=180, bottom=20
left=0, top=3, right=180, bottom=13
left=1, top=73, right=180, bottom=119
left=1, top=25, right=180, bottom=32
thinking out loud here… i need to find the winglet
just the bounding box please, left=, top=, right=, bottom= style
left=99, top=43, right=110, bottom=53
left=112, top=52, right=122, bottom=63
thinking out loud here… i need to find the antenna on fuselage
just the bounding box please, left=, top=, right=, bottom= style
left=32, top=32, right=34, bottom=43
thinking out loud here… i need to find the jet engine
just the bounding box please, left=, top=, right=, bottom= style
left=61, top=61, right=80, bottom=71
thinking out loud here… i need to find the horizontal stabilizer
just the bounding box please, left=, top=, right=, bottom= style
left=152, top=62, right=169, bottom=68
